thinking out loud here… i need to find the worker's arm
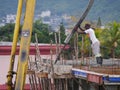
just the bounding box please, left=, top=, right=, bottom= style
left=78, top=31, right=86, bottom=34
left=77, top=26, right=86, bottom=34
left=79, top=26, right=85, bottom=31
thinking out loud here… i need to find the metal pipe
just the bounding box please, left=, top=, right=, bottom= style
left=6, top=0, right=23, bottom=89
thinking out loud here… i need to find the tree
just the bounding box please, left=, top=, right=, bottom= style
left=97, top=16, right=102, bottom=28
left=101, top=21, right=120, bottom=58
left=59, top=22, right=66, bottom=44
left=32, top=19, right=51, bottom=43
left=0, top=23, right=15, bottom=41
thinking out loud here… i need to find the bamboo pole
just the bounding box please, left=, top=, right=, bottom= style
left=37, top=78, right=42, bottom=90
left=81, top=35, right=84, bottom=65
left=55, top=33, right=59, bottom=56
left=74, top=33, right=79, bottom=65
left=28, top=57, right=36, bottom=90
left=50, top=40, right=55, bottom=90
left=58, top=30, right=61, bottom=61
left=28, top=57, right=33, bottom=90
left=65, top=79, right=68, bottom=90
left=35, top=33, right=42, bottom=65
left=28, top=75, right=34, bottom=90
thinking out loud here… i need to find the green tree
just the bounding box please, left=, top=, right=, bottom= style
left=32, top=19, right=51, bottom=43
left=0, top=23, right=15, bottom=41
left=115, top=41, right=120, bottom=58
left=59, top=22, right=66, bottom=44
left=101, top=21, right=120, bottom=58
left=97, top=16, right=102, bottom=28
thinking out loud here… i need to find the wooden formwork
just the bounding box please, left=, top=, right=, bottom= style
left=27, top=70, right=79, bottom=90
left=76, top=65, right=120, bottom=75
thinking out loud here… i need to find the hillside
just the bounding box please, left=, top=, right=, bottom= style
left=0, top=0, right=120, bottom=23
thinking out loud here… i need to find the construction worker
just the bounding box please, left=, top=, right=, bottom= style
left=78, top=23, right=103, bottom=66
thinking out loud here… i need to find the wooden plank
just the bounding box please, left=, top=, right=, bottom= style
left=87, top=73, right=103, bottom=84
left=36, top=72, right=48, bottom=78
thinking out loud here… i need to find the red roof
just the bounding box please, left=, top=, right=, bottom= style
left=0, top=84, right=30, bottom=90
left=0, top=44, right=70, bottom=55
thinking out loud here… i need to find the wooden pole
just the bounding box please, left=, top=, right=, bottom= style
left=50, top=40, right=55, bottom=90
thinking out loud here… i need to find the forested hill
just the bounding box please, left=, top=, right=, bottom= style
left=0, top=0, right=120, bottom=23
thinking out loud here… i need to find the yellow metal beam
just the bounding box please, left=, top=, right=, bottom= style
left=14, top=0, right=36, bottom=90
left=7, top=0, right=23, bottom=90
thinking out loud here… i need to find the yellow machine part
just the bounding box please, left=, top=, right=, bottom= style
left=14, top=0, right=36, bottom=90
left=7, top=0, right=23, bottom=90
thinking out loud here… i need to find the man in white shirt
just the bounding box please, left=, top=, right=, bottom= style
left=78, top=24, right=103, bottom=66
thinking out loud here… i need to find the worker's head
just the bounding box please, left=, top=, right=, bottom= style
left=84, top=24, right=91, bottom=29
